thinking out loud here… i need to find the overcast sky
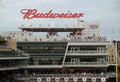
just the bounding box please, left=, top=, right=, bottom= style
left=0, top=0, right=120, bottom=39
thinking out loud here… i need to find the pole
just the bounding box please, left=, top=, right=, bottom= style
left=115, top=42, right=118, bottom=82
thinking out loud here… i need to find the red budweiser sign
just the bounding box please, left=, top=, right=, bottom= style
left=20, top=9, right=84, bottom=19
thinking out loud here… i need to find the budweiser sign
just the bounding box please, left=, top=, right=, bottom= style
left=20, top=9, right=84, bottom=19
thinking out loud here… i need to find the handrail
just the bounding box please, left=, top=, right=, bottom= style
left=15, top=73, right=116, bottom=78
left=67, top=50, right=106, bottom=54
left=64, top=62, right=107, bottom=65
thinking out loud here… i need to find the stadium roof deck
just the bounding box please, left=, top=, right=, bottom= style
left=19, top=27, right=85, bottom=32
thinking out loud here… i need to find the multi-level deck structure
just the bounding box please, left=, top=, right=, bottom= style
left=0, top=35, right=29, bottom=81
left=0, top=20, right=118, bottom=82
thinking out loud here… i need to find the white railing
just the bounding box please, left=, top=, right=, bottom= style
left=15, top=73, right=106, bottom=78
left=15, top=73, right=116, bottom=79
left=67, top=50, right=106, bottom=54
left=64, top=62, right=107, bottom=65
left=70, top=36, right=107, bottom=41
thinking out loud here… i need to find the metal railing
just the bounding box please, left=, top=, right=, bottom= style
left=64, top=62, right=108, bottom=66
left=16, top=74, right=106, bottom=78
left=67, top=50, right=106, bottom=54
left=15, top=73, right=115, bottom=78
